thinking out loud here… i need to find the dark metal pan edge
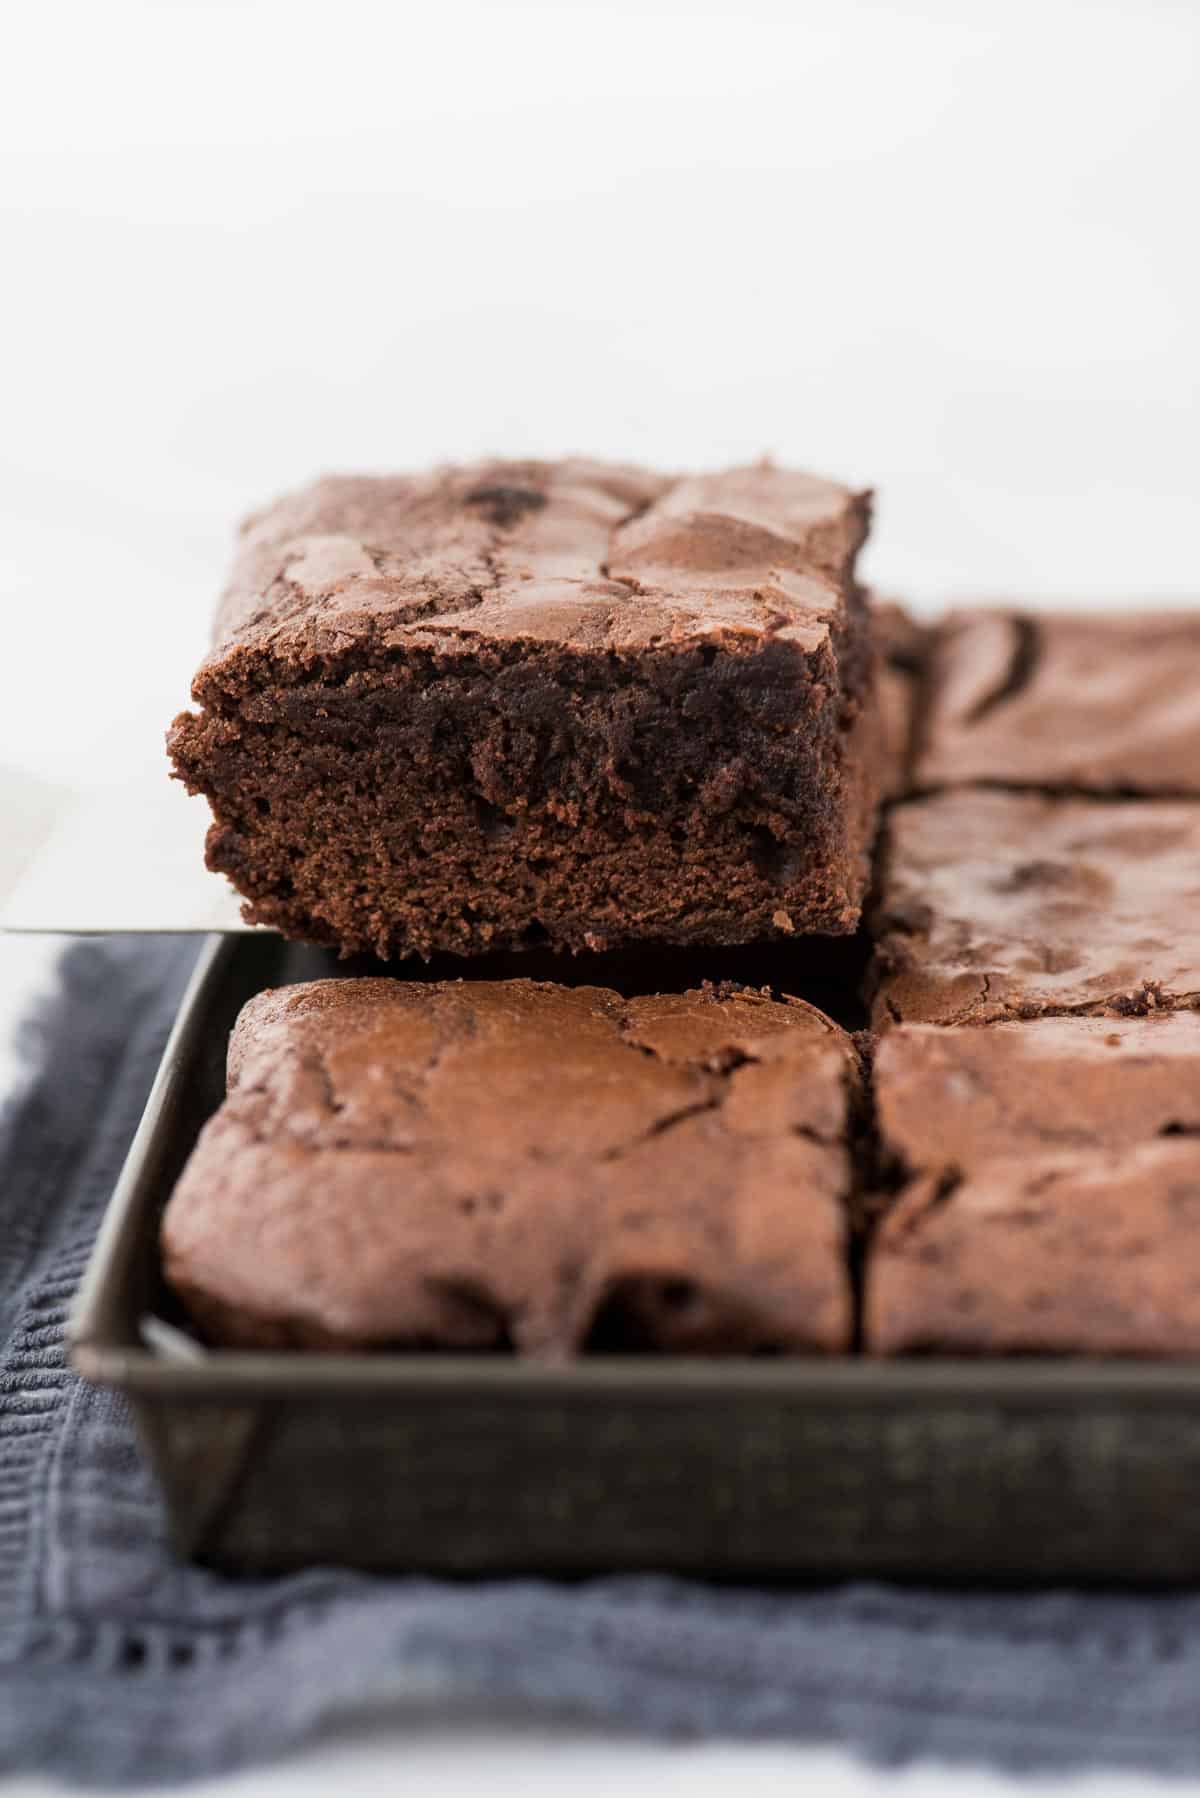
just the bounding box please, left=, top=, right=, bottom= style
left=69, top=933, right=235, bottom=1358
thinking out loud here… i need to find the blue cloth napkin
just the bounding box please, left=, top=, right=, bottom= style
left=4, top=937, right=1200, bottom=1785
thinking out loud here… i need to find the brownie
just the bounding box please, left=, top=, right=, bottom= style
left=866, top=1012, right=1200, bottom=1354
left=161, top=977, right=861, bottom=1356
left=916, top=608, right=1200, bottom=794
left=871, top=790, right=1200, bottom=1026
left=875, top=1014, right=1200, bottom=1172
left=873, top=599, right=928, bottom=799
left=169, top=459, right=878, bottom=961
left=866, top=1140, right=1200, bottom=1356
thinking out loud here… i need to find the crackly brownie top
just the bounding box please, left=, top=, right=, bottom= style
left=162, top=976, right=859, bottom=1356
left=867, top=1139, right=1200, bottom=1357
left=197, top=459, right=870, bottom=695
left=916, top=608, right=1200, bottom=794
left=872, top=790, right=1200, bottom=1026
left=876, top=1013, right=1200, bottom=1172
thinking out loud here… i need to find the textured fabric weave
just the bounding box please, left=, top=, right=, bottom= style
left=4, top=938, right=1200, bottom=1785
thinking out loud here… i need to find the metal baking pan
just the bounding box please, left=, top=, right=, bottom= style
left=71, top=933, right=1200, bottom=1584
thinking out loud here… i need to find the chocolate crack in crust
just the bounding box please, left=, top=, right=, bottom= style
left=915, top=608, right=1200, bottom=796
left=161, top=978, right=861, bottom=1356
left=168, top=459, right=878, bottom=959
left=865, top=1013, right=1200, bottom=1354
left=870, top=789, right=1200, bottom=1027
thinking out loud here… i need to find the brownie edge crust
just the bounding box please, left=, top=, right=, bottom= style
left=169, top=458, right=878, bottom=960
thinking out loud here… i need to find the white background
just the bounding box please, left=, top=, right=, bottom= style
left=3, top=0, right=1199, bottom=1790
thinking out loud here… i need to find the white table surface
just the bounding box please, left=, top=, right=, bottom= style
left=4, top=0, right=1199, bottom=1787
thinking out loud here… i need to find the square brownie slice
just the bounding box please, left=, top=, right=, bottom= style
left=161, top=978, right=861, bottom=1356
left=865, top=1014, right=1200, bottom=1355
left=871, top=790, right=1200, bottom=1026
left=866, top=1141, right=1200, bottom=1356
left=875, top=1014, right=1200, bottom=1174
left=916, top=608, right=1200, bottom=794
left=169, top=459, right=877, bottom=960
